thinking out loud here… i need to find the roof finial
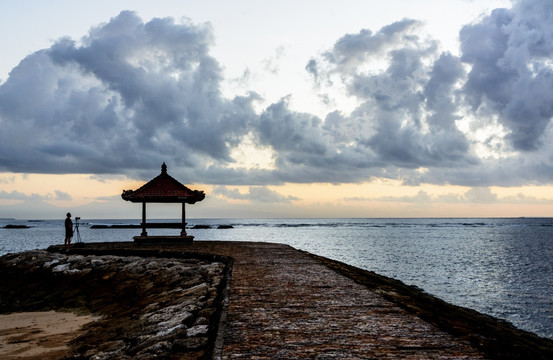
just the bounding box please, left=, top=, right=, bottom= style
left=161, top=162, right=167, bottom=174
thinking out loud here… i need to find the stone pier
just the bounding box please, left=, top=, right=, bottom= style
left=185, top=242, right=485, bottom=359
left=1, top=241, right=553, bottom=359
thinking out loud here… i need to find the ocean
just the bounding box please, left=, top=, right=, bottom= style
left=1, top=217, right=552, bottom=340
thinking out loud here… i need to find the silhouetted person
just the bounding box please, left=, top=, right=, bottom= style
left=64, top=212, right=73, bottom=247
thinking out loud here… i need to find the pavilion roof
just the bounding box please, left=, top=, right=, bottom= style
left=121, top=163, right=205, bottom=204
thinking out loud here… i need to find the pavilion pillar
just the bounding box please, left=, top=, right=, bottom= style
left=141, top=202, right=148, bottom=236
left=181, top=202, right=187, bottom=236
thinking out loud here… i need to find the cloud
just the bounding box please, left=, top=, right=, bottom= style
left=306, top=0, right=553, bottom=186
left=0, top=176, right=15, bottom=184
left=213, top=185, right=300, bottom=203
left=346, top=190, right=433, bottom=203
left=94, top=194, right=121, bottom=201
left=262, top=46, right=286, bottom=74
left=323, top=18, right=423, bottom=73
left=463, top=187, right=498, bottom=203
left=0, top=190, right=71, bottom=201
left=87, top=174, right=129, bottom=183
left=0, top=11, right=257, bottom=176
left=1, top=3, right=553, bottom=189
left=344, top=186, right=551, bottom=204
left=54, top=190, right=73, bottom=201
left=315, top=20, right=479, bottom=170
left=501, top=193, right=553, bottom=204
left=0, top=190, right=35, bottom=200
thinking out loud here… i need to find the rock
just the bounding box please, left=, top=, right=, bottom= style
left=187, top=324, right=209, bottom=337
left=52, top=263, right=73, bottom=273
left=0, top=248, right=230, bottom=359
left=194, top=316, right=209, bottom=326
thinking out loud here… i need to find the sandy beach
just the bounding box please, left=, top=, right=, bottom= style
left=0, top=311, right=97, bottom=359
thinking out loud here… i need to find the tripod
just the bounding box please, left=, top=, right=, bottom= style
left=74, top=217, right=82, bottom=243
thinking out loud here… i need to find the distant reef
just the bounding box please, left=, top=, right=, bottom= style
left=90, top=224, right=234, bottom=229
left=192, top=225, right=234, bottom=229
left=2, top=224, right=30, bottom=229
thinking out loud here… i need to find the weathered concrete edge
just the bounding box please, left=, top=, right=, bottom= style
left=303, top=250, right=553, bottom=360
left=48, top=245, right=234, bottom=360
left=211, top=256, right=233, bottom=360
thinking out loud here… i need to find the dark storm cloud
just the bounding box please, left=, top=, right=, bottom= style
left=1, top=1, right=553, bottom=188
left=0, top=11, right=257, bottom=177
left=316, top=20, right=478, bottom=170
left=460, top=0, right=553, bottom=151
left=324, top=18, right=422, bottom=72
left=304, top=0, right=553, bottom=186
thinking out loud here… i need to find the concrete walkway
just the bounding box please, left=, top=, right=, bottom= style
left=182, top=241, right=485, bottom=359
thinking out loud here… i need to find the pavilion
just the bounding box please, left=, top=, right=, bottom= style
left=121, top=163, right=205, bottom=243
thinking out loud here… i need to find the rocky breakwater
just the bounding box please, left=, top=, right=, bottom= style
left=0, top=248, right=232, bottom=359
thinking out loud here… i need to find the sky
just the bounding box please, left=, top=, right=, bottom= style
left=2, top=0, right=553, bottom=219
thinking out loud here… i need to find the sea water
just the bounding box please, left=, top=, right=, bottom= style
left=1, top=217, right=552, bottom=340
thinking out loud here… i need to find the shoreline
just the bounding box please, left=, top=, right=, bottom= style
left=1, top=241, right=552, bottom=359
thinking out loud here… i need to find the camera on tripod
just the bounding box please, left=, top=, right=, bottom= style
left=74, top=216, right=82, bottom=243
